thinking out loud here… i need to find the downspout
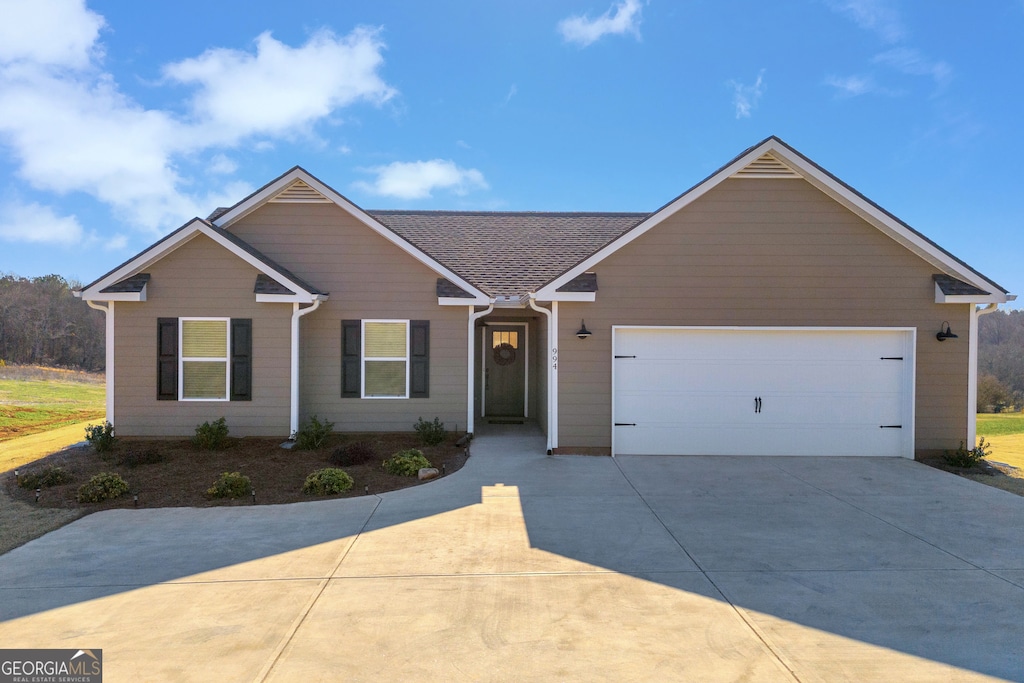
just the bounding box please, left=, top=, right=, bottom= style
left=467, top=303, right=495, bottom=436
left=968, top=303, right=1000, bottom=446
left=290, top=296, right=325, bottom=438
left=86, top=300, right=114, bottom=426
left=528, top=297, right=557, bottom=454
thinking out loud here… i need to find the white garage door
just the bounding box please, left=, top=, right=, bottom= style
left=612, top=327, right=915, bottom=457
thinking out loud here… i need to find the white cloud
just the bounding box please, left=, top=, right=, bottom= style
left=0, top=0, right=104, bottom=69
left=0, top=201, right=84, bottom=245
left=354, top=160, right=488, bottom=200
left=729, top=70, right=766, bottom=119
left=502, top=84, right=518, bottom=106
left=0, top=8, right=396, bottom=235
left=873, top=47, right=951, bottom=87
left=558, top=0, right=643, bottom=47
left=164, top=28, right=396, bottom=142
left=826, top=0, right=904, bottom=43
left=825, top=74, right=874, bottom=96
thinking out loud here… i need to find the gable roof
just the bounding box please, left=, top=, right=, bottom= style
left=534, top=136, right=1011, bottom=304
left=211, top=167, right=490, bottom=303
left=369, top=211, right=645, bottom=298
left=77, top=219, right=327, bottom=303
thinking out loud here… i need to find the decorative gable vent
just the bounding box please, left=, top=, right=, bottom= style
left=730, top=152, right=802, bottom=179
left=270, top=179, right=332, bottom=203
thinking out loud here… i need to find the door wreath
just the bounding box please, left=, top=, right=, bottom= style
left=493, top=342, right=517, bottom=366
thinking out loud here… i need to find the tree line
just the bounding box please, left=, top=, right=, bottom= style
left=978, top=309, right=1024, bottom=412
left=0, top=274, right=105, bottom=371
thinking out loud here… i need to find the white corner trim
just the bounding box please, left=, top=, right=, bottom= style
left=213, top=167, right=489, bottom=303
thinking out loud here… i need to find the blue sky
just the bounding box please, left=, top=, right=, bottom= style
left=0, top=0, right=1021, bottom=303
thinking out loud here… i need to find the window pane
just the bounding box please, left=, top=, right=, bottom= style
left=492, top=330, right=519, bottom=349
left=365, top=322, right=407, bottom=357
left=183, top=361, right=227, bottom=399
left=364, top=360, right=406, bottom=397
left=182, top=320, right=228, bottom=358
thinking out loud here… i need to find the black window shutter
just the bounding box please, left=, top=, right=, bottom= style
left=341, top=320, right=361, bottom=397
left=157, top=318, right=178, bottom=401
left=410, top=320, right=429, bottom=398
left=230, top=318, right=252, bottom=401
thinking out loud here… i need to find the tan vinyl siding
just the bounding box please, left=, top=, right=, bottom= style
left=230, top=203, right=468, bottom=433
left=557, top=178, right=970, bottom=454
left=114, top=234, right=292, bottom=436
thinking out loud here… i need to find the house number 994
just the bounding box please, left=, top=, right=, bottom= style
left=552, top=347, right=558, bottom=369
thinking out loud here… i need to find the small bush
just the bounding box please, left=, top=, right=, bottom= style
left=943, top=437, right=992, bottom=469
left=414, top=417, right=447, bottom=446
left=206, top=471, right=252, bottom=499
left=77, top=472, right=129, bottom=503
left=294, top=415, right=334, bottom=450
left=330, top=440, right=378, bottom=467
left=302, top=468, right=354, bottom=495
left=382, top=448, right=432, bottom=477
left=19, top=465, right=73, bottom=489
left=192, top=417, right=229, bottom=450
left=85, top=421, right=116, bottom=453
left=119, top=447, right=166, bottom=469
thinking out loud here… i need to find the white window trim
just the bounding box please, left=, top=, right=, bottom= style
left=361, top=319, right=410, bottom=399
left=179, top=317, right=231, bottom=402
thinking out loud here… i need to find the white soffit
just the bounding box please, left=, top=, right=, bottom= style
left=270, top=179, right=332, bottom=203
left=729, top=152, right=802, bottom=179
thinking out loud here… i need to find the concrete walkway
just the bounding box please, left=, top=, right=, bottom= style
left=1, top=425, right=1023, bottom=681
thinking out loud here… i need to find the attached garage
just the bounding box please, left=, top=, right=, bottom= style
left=612, top=327, right=916, bottom=458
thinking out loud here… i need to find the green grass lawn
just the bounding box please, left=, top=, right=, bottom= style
left=0, top=366, right=105, bottom=442
left=977, top=412, right=1024, bottom=437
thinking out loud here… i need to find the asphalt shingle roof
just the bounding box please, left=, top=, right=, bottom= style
left=933, top=274, right=990, bottom=297
left=368, top=211, right=647, bottom=298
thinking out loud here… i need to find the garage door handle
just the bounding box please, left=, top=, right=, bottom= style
left=615, top=423, right=636, bottom=426
left=614, top=355, right=636, bottom=359
left=754, top=396, right=762, bottom=413
left=880, top=425, right=902, bottom=429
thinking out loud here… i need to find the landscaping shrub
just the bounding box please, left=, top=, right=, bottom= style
left=294, top=415, right=334, bottom=450
left=118, top=446, right=166, bottom=469
left=943, top=437, right=992, bottom=469
left=302, top=468, right=354, bottom=495
left=382, top=449, right=432, bottom=477
left=18, top=465, right=73, bottom=489
left=85, top=421, right=116, bottom=453
left=77, top=472, right=129, bottom=503
left=329, top=440, right=377, bottom=467
left=192, top=417, right=229, bottom=450
left=206, top=471, right=251, bottom=498
left=414, top=416, right=447, bottom=446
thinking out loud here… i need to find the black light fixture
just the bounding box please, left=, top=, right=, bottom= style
left=936, top=321, right=958, bottom=342
left=576, top=319, right=593, bottom=340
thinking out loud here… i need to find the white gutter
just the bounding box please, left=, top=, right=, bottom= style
left=467, top=303, right=495, bottom=436
left=528, top=297, right=557, bottom=454
left=968, top=303, right=1000, bottom=446
left=290, top=296, right=326, bottom=437
left=85, top=300, right=114, bottom=426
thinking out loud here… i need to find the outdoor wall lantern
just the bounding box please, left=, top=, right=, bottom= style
left=576, top=320, right=593, bottom=340
left=936, top=321, right=958, bottom=342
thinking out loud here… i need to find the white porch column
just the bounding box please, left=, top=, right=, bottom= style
left=87, top=300, right=114, bottom=425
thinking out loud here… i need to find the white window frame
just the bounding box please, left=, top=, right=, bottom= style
left=361, top=319, right=410, bottom=399
left=179, top=317, right=231, bottom=402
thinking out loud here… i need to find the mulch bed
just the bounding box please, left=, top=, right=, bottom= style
left=3, top=433, right=469, bottom=513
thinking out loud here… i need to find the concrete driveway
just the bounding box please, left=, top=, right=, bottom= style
left=1, top=426, right=1023, bottom=682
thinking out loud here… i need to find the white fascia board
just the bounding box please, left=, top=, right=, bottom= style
left=536, top=138, right=1008, bottom=303
left=96, top=288, right=146, bottom=303
left=257, top=293, right=314, bottom=304
left=538, top=291, right=596, bottom=302
left=767, top=145, right=1009, bottom=301
left=535, top=141, right=777, bottom=299
left=79, top=222, right=206, bottom=299
left=438, top=296, right=490, bottom=306
left=214, top=167, right=489, bottom=303
left=934, top=284, right=1006, bottom=305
